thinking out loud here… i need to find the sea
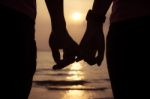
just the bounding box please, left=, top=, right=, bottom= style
left=29, top=51, right=113, bottom=99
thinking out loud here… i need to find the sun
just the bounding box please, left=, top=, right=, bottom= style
left=71, top=12, right=83, bottom=22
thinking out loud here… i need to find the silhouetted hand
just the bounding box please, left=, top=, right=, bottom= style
left=49, top=29, right=78, bottom=69
left=77, top=10, right=105, bottom=66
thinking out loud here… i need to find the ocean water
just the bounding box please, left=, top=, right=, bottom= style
left=29, top=51, right=113, bottom=99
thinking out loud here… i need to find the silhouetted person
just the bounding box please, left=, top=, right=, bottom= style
left=0, top=0, right=77, bottom=99
left=78, top=0, right=150, bottom=99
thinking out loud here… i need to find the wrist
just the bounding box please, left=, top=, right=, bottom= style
left=51, top=23, right=67, bottom=34
left=86, top=10, right=106, bottom=25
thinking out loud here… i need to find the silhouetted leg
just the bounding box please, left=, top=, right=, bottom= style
left=0, top=6, right=36, bottom=99
left=106, top=16, right=150, bottom=99
left=20, top=15, right=36, bottom=99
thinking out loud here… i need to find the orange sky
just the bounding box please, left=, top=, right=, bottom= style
left=35, top=0, right=111, bottom=51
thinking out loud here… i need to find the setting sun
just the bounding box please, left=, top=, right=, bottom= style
left=71, top=12, right=83, bottom=22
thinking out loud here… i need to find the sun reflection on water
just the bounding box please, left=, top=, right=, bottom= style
left=66, top=62, right=84, bottom=80
left=61, top=62, right=89, bottom=99
left=62, top=90, right=89, bottom=99
left=70, top=62, right=82, bottom=70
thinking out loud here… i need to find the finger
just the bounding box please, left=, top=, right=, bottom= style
left=51, top=48, right=61, bottom=64
left=76, top=52, right=84, bottom=62
left=63, top=49, right=76, bottom=63
left=52, top=57, right=75, bottom=70
left=84, top=49, right=97, bottom=65
left=63, top=39, right=79, bottom=61
left=96, top=47, right=104, bottom=66
left=49, top=42, right=61, bottom=64
left=49, top=33, right=62, bottom=64
left=76, top=46, right=85, bottom=62
left=96, top=54, right=103, bottom=66
left=52, top=49, right=76, bottom=70
left=84, top=57, right=97, bottom=65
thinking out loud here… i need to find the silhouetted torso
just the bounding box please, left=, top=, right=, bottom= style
left=111, top=0, right=150, bottom=22
left=0, top=0, right=36, bottom=20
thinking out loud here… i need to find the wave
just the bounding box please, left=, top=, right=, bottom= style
left=47, top=87, right=108, bottom=91
left=33, top=80, right=88, bottom=86
left=33, top=80, right=110, bottom=91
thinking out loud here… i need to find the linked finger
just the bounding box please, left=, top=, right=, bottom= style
left=84, top=49, right=97, bottom=65
left=96, top=47, right=104, bottom=66
left=51, top=48, right=61, bottom=64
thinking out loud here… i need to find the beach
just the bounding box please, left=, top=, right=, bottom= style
left=29, top=51, right=113, bottom=99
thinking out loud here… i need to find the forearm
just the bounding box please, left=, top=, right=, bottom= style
left=86, top=0, right=112, bottom=27
left=45, top=0, right=66, bottom=31
left=92, top=0, right=112, bottom=17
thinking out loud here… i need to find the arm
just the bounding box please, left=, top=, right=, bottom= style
left=45, top=0, right=78, bottom=69
left=45, top=0, right=66, bottom=32
left=78, top=0, right=112, bottom=66
left=92, top=0, right=112, bottom=16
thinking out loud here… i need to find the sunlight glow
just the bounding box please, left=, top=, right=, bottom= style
left=71, top=12, right=83, bottom=22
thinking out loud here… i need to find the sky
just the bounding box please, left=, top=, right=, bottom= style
left=35, top=0, right=111, bottom=51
